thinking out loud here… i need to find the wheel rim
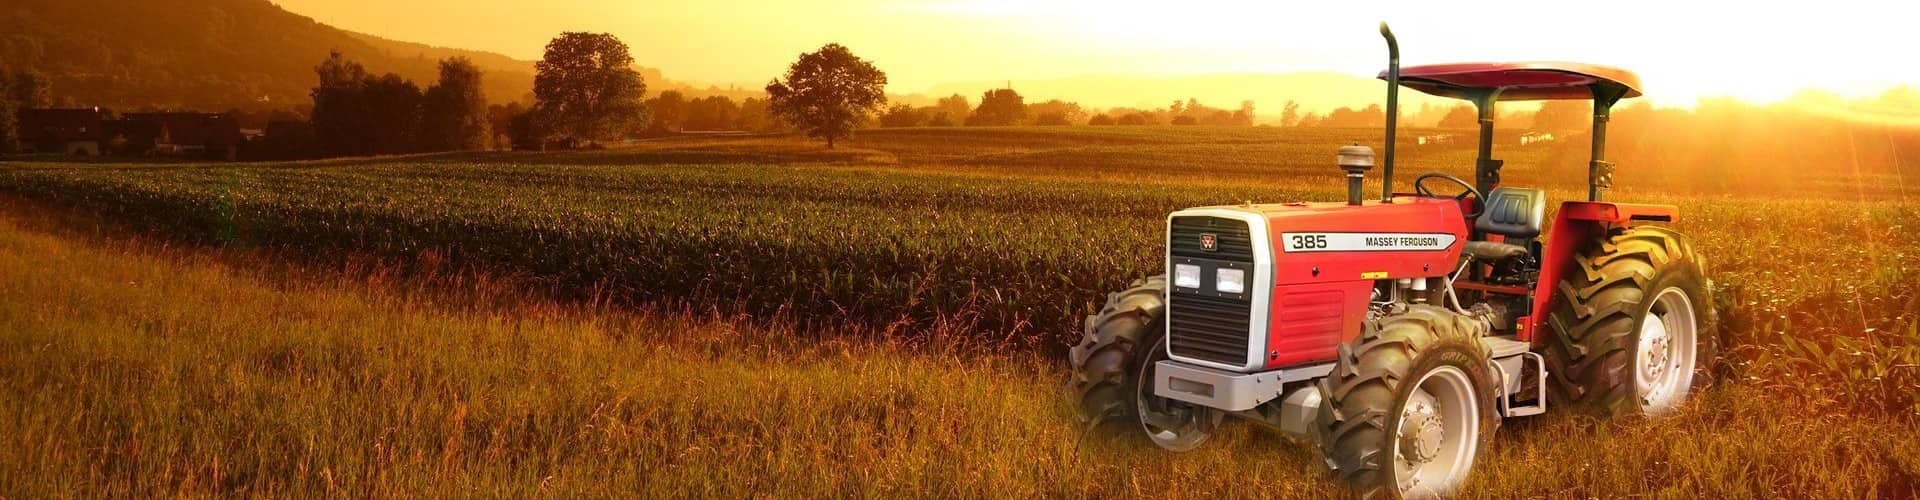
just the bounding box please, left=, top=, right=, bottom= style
left=1393, top=365, right=1479, bottom=497
left=1635, top=287, right=1698, bottom=415
left=1134, top=340, right=1215, bottom=452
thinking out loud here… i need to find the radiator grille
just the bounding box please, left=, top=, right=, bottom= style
left=1168, top=292, right=1253, bottom=364
left=1167, top=215, right=1255, bottom=366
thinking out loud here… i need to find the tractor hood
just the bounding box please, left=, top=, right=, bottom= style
left=1251, top=197, right=1468, bottom=285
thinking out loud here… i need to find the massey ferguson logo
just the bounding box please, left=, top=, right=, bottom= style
left=1199, top=233, right=1218, bottom=251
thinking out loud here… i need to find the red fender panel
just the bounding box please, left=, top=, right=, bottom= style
left=1520, top=201, right=1678, bottom=342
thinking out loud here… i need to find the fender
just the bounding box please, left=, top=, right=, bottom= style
left=1517, top=201, right=1677, bottom=342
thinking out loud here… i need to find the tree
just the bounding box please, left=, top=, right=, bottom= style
left=508, top=109, right=549, bottom=150
left=646, top=90, right=689, bottom=132
left=310, top=51, right=370, bottom=155
left=487, top=102, right=526, bottom=149
left=1281, top=100, right=1301, bottom=127
left=1116, top=112, right=1154, bottom=126
left=1088, top=114, right=1115, bottom=126
left=1320, top=104, right=1385, bottom=128
left=1028, top=99, right=1084, bottom=126
left=686, top=96, right=739, bottom=131
left=1530, top=100, right=1590, bottom=132
left=0, top=69, right=36, bottom=154
left=967, top=88, right=1026, bottom=126
left=735, top=97, right=775, bottom=132
left=7, top=69, right=50, bottom=108
left=0, top=99, right=16, bottom=154
left=310, top=52, right=423, bottom=156
left=935, top=94, right=971, bottom=125
left=364, top=73, right=425, bottom=154
left=534, top=32, right=648, bottom=145
left=765, top=43, right=888, bottom=148
left=1437, top=104, right=1477, bottom=129
left=421, top=57, right=491, bottom=151
left=878, top=104, right=923, bottom=127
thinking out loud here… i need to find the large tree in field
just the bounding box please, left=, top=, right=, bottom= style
left=765, top=43, right=887, bottom=149
left=533, top=32, right=647, bottom=145
left=967, top=88, right=1026, bottom=126
left=421, top=57, right=491, bottom=151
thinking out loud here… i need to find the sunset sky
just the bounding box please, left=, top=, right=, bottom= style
left=272, top=0, right=1917, bottom=108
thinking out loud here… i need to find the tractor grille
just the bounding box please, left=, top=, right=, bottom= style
left=1167, top=215, right=1256, bottom=366
left=1168, top=293, right=1254, bottom=365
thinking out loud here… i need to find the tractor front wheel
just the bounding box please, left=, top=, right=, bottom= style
left=1544, top=225, right=1717, bottom=417
left=1316, top=305, right=1499, bottom=499
left=1065, top=275, right=1221, bottom=451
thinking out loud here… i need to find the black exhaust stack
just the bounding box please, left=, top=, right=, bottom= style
left=1338, top=144, right=1374, bottom=205
left=1379, top=22, right=1399, bottom=203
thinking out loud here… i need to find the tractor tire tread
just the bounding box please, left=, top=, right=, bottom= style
left=1316, top=305, right=1495, bottom=498
left=1543, top=225, right=1712, bottom=416
left=1066, top=275, right=1166, bottom=423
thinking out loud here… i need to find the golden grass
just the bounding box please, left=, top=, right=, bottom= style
left=0, top=192, right=1916, bottom=498
left=2, top=127, right=1918, bottom=497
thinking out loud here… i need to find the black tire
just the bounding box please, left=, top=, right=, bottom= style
left=1064, top=275, right=1219, bottom=450
left=1543, top=225, right=1718, bottom=417
left=1316, top=305, right=1500, bottom=499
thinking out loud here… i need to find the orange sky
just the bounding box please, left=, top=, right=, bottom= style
left=272, top=0, right=1918, bottom=108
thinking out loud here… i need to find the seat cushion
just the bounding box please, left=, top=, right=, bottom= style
left=1464, top=240, right=1529, bottom=261
left=1477, top=187, right=1545, bottom=239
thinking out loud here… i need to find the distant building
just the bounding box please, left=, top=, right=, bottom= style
left=122, top=112, right=244, bottom=160
left=16, top=108, right=107, bottom=156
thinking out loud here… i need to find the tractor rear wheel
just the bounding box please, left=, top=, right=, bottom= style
left=1065, top=275, right=1221, bottom=451
left=1316, top=305, right=1499, bottom=499
left=1544, top=225, right=1717, bottom=417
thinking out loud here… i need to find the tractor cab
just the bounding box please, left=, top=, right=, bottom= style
left=1374, top=59, right=1674, bottom=340
left=1377, top=61, right=1660, bottom=336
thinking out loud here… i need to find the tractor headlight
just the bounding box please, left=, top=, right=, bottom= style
left=1174, top=264, right=1201, bottom=289
left=1216, top=268, right=1245, bottom=294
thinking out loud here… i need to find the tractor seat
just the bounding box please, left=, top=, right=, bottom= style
left=1463, top=187, right=1545, bottom=262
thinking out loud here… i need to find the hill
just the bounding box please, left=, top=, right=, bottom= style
left=0, top=0, right=714, bottom=112
left=0, top=0, right=526, bottom=110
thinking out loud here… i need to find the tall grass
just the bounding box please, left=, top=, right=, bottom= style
left=0, top=195, right=1915, bottom=498
left=2, top=127, right=1918, bottom=496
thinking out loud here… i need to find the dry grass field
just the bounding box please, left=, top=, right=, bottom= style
left=2, top=126, right=1918, bottom=497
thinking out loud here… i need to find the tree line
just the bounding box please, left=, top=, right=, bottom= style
left=306, top=52, right=490, bottom=156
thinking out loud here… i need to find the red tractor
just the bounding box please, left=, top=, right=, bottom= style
left=1066, top=24, right=1715, bottom=498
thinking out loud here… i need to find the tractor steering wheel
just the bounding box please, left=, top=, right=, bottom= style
left=1414, top=172, right=1485, bottom=219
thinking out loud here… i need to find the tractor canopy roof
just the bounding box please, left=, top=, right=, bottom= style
left=1378, top=62, right=1642, bottom=101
